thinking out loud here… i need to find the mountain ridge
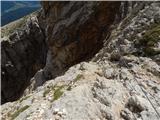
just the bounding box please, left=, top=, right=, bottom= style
left=1, top=1, right=40, bottom=26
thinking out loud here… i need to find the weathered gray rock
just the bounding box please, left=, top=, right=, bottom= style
left=1, top=1, right=160, bottom=120
left=142, top=59, right=160, bottom=77
left=120, top=68, right=133, bottom=80
left=127, top=95, right=151, bottom=112
left=1, top=16, right=47, bottom=104
left=39, top=1, right=121, bottom=78
left=119, top=55, right=139, bottom=67
left=120, top=108, right=134, bottom=120
left=104, top=68, right=116, bottom=79
left=110, top=50, right=121, bottom=61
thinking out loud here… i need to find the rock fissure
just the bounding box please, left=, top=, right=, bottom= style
left=1, top=1, right=122, bottom=104
left=1, top=1, right=160, bottom=120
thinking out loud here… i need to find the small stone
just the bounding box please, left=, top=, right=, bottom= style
left=110, top=50, right=121, bottom=61
left=53, top=108, right=59, bottom=114
left=120, top=108, right=134, bottom=120
left=127, top=95, right=150, bottom=113
left=120, top=68, right=133, bottom=80
left=139, top=82, right=148, bottom=89
left=104, top=68, right=115, bottom=79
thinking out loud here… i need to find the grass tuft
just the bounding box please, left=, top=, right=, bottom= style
left=11, top=105, right=29, bottom=120
left=135, top=23, right=160, bottom=56
left=53, top=86, right=65, bottom=101
left=73, top=74, right=84, bottom=83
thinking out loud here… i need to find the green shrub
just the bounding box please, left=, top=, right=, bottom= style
left=144, top=47, right=160, bottom=56
left=142, top=24, right=160, bottom=46
left=136, top=24, right=160, bottom=56
left=50, top=74, right=84, bottom=102
left=53, top=86, right=65, bottom=101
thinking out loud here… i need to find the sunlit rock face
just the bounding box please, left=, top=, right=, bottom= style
left=1, top=1, right=160, bottom=120
left=1, top=1, right=122, bottom=104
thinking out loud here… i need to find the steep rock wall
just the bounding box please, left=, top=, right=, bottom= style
left=1, top=2, right=160, bottom=120
left=1, top=17, right=47, bottom=104
left=38, top=1, right=121, bottom=78
left=2, top=1, right=125, bottom=103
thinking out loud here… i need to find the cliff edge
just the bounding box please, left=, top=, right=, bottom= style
left=1, top=1, right=160, bottom=120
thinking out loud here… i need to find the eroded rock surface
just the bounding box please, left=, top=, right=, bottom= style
left=1, top=1, right=123, bottom=104
left=1, top=16, right=47, bottom=104
left=38, top=1, right=121, bottom=78
left=1, top=1, right=160, bottom=120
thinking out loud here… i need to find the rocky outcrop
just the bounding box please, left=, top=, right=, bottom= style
left=94, top=2, right=160, bottom=62
left=1, top=1, right=160, bottom=120
left=1, top=1, right=123, bottom=104
left=2, top=58, right=160, bottom=120
left=38, top=1, right=121, bottom=78
left=1, top=16, right=47, bottom=104
left=2, top=2, right=124, bottom=104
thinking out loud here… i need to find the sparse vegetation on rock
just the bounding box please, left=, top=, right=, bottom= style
left=1, top=1, right=160, bottom=120
left=10, top=105, right=30, bottom=120
left=137, top=24, right=160, bottom=56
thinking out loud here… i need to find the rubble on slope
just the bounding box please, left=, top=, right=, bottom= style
left=1, top=1, right=160, bottom=120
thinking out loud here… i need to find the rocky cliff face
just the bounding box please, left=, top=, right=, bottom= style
left=1, top=14, right=47, bottom=104
left=1, top=1, right=160, bottom=120
left=1, top=1, right=122, bottom=103
left=38, top=1, right=121, bottom=78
